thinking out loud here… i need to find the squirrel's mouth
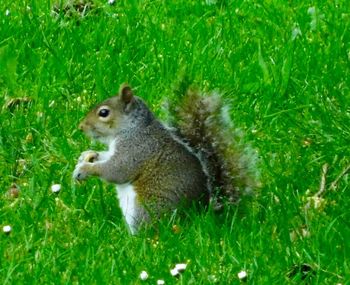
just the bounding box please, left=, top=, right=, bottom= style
left=89, top=133, right=111, bottom=146
left=84, top=128, right=101, bottom=140
left=91, top=134, right=103, bottom=142
left=84, top=131, right=100, bottom=141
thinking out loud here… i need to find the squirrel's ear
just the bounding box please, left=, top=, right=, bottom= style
left=119, top=84, right=134, bottom=104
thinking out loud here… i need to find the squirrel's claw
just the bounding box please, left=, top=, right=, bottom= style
left=73, top=163, right=88, bottom=181
left=74, top=151, right=99, bottom=181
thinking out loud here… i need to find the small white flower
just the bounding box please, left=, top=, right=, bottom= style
left=170, top=263, right=187, bottom=277
left=157, top=280, right=165, bottom=285
left=3, top=225, right=12, bottom=234
left=5, top=9, right=10, bottom=16
left=170, top=268, right=179, bottom=277
left=139, top=271, right=148, bottom=281
left=108, top=0, right=116, bottom=4
left=238, top=270, right=247, bottom=280
left=51, top=184, right=61, bottom=193
left=175, top=263, right=187, bottom=272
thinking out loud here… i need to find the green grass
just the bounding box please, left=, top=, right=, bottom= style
left=1, top=0, right=349, bottom=284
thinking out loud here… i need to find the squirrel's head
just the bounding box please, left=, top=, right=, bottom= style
left=79, top=84, right=152, bottom=145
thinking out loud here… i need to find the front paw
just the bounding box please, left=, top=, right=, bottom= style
left=73, top=163, right=90, bottom=181
left=78, top=150, right=99, bottom=164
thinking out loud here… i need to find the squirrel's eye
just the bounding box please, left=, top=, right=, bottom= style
left=98, top=108, right=110, bottom=118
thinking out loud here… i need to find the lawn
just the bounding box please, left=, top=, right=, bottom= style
left=1, top=0, right=349, bottom=284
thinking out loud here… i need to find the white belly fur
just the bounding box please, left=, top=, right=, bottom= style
left=116, top=183, right=137, bottom=234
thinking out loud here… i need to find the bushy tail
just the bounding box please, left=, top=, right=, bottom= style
left=168, top=87, right=259, bottom=206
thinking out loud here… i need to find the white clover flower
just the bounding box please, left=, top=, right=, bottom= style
left=157, top=280, right=165, bottom=285
left=3, top=225, right=12, bottom=234
left=170, top=268, right=179, bottom=277
left=108, top=0, right=116, bottom=4
left=175, top=263, right=187, bottom=272
left=139, top=271, right=148, bottom=281
left=51, top=184, right=61, bottom=193
left=238, top=270, right=247, bottom=280
left=170, top=263, right=187, bottom=277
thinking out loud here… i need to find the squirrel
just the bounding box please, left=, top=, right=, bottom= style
left=73, top=83, right=257, bottom=234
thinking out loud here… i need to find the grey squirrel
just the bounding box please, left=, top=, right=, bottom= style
left=73, top=84, right=257, bottom=234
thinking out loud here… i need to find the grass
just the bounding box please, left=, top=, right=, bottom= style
left=1, top=0, right=349, bottom=284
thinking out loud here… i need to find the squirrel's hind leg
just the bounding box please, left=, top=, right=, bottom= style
left=116, top=183, right=149, bottom=235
